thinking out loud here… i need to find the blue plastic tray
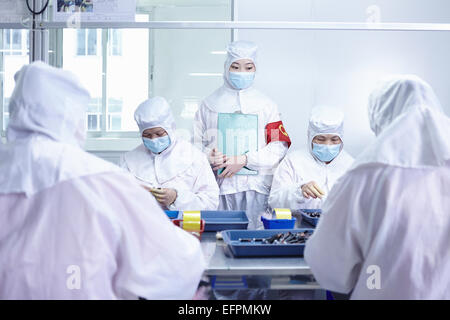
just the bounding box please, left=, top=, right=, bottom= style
left=202, top=210, right=249, bottom=231
left=261, top=216, right=296, bottom=229
left=164, top=210, right=180, bottom=219
left=222, top=229, right=314, bottom=257
left=164, top=210, right=249, bottom=231
left=300, top=209, right=322, bottom=227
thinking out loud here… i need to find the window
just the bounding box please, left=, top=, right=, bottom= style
left=3, top=29, right=28, bottom=55
left=105, top=23, right=149, bottom=133
left=109, top=30, right=122, bottom=56
left=76, top=29, right=99, bottom=56
left=1, top=29, right=29, bottom=132
left=107, top=98, right=123, bottom=131
left=46, top=3, right=233, bottom=140
left=3, top=98, right=10, bottom=130
left=86, top=98, right=102, bottom=131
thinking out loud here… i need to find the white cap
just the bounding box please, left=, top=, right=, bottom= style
left=368, top=74, right=443, bottom=136
left=7, top=61, right=90, bottom=147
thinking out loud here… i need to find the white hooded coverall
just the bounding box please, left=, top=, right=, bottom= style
left=193, top=40, right=290, bottom=229
left=120, top=97, right=219, bottom=211
left=305, top=75, right=450, bottom=299
left=0, top=62, right=205, bottom=299
left=269, top=106, right=354, bottom=211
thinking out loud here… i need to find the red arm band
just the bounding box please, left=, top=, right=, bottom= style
left=265, top=120, right=291, bottom=148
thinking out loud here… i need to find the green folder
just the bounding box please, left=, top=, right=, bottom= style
left=217, top=112, right=258, bottom=175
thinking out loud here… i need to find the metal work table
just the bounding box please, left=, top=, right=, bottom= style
left=202, top=232, right=312, bottom=276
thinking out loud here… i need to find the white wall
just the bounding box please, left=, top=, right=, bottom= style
left=235, top=0, right=450, bottom=157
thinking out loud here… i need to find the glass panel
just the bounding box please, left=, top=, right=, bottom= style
left=106, top=17, right=149, bottom=132
left=63, top=28, right=103, bottom=131
left=151, top=5, right=231, bottom=137
left=107, top=98, right=123, bottom=113
left=87, top=114, right=99, bottom=131
left=50, top=2, right=232, bottom=135
left=110, top=30, right=122, bottom=56
left=87, top=97, right=102, bottom=113
left=12, top=30, right=21, bottom=49
left=1, top=29, right=29, bottom=131
left=87, top=29, right=98, bottom=56
left=108, top=115, right=122, bottom=131
left=76, top=29, right=86, bottom=56
left=4, top=29, right=10, bottom=47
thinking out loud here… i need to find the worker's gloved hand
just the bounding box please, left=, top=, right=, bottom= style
left=215, top=155, right=247, bottom=178
left=208, top=148, right=227, bottom=166
left=301, top=181, right=326, bottom=199
left=150, top=188, right=177, bottom=207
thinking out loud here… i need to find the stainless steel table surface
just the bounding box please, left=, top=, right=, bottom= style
left=202, top=217, right=315, bottom=277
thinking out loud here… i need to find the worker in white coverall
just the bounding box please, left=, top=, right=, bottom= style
left=269, top=106, right=354, bottom=211
left=0, top=62, right=205, bottom=299
left=305, top=75, right=450, bottom=299
left=193, top=40, right=291, bottom=229
left=120, top=97, right=219, bottom=211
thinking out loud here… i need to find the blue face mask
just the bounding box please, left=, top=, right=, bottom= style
left=312, top=143, right=342, bottom=162
left=143, top=135, right=171, bottom=154
left=228, top=72, right=255, bottom=90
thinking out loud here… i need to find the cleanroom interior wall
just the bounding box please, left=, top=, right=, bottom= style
left=1, top=0, right=450, bottom=162
left=235, top=0, right=450, bottom=157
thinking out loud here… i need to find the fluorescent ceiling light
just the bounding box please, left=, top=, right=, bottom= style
left=210, top=50, right=226, bottom=55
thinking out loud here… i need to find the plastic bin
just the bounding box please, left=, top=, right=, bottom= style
left=261, top=216, right=296, bottom=229
left=300, top=209, right=322, bottom=227
left=164, top=210, right=180, bottom=219
left=165, top=210, right=249, bottom=230
left=202, top=210, right=249, bottom=231
left=222, top=229, right=314, bottom=257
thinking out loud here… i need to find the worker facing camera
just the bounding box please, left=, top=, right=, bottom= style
left=139, top=126, right=178, bottom=207
left=208, top=57, right=257, bottom=178
left=311, top=134, right=343, bottom=163
left=269, top=106, right=354, bottom=211
left=194, top=40, right=291, bottom=231
left=141, top=126, right=171, bottom=153
left=305, top=75, right=450, bottom=299
left=120, top=97, right=219, bottom=211
left=227, top=59, right=256, bottom=90
left=301, top=133, right=343, bottom=200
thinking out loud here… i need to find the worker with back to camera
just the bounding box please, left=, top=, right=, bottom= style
left=193, top=40, right=292, bottom=230
left=269, top=105, right=354, bottom=211
left=0, top=62, right=205, bottom=299
left=120, top=97, right=219, bottom=211
left=305, top=75, right=450, bottom=299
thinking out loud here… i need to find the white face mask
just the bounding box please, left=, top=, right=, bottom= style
left=312, top=143, right=342, bottom=162
left=143, top=135, right=171, bottom=154
left=228, top=72, right=255, bottom=90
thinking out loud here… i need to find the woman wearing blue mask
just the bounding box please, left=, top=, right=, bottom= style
left=269, top=106, right=355, bottom=211
left=193, top=40, right=292, bottom=230
left=120, top=97, right=219, bottom=211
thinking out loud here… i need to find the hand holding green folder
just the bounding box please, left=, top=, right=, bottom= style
left=217, top=112, right=258, bottom=175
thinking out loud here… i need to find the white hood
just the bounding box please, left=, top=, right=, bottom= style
left=125, top=97, right=195, bottom=184
left=0, top=62, right=118, bottom=196
left=353, top=74, right=450, bottom=169
left=203, top=40, right=269, bottom=114
left=307, top=105, right=345, bottom=161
